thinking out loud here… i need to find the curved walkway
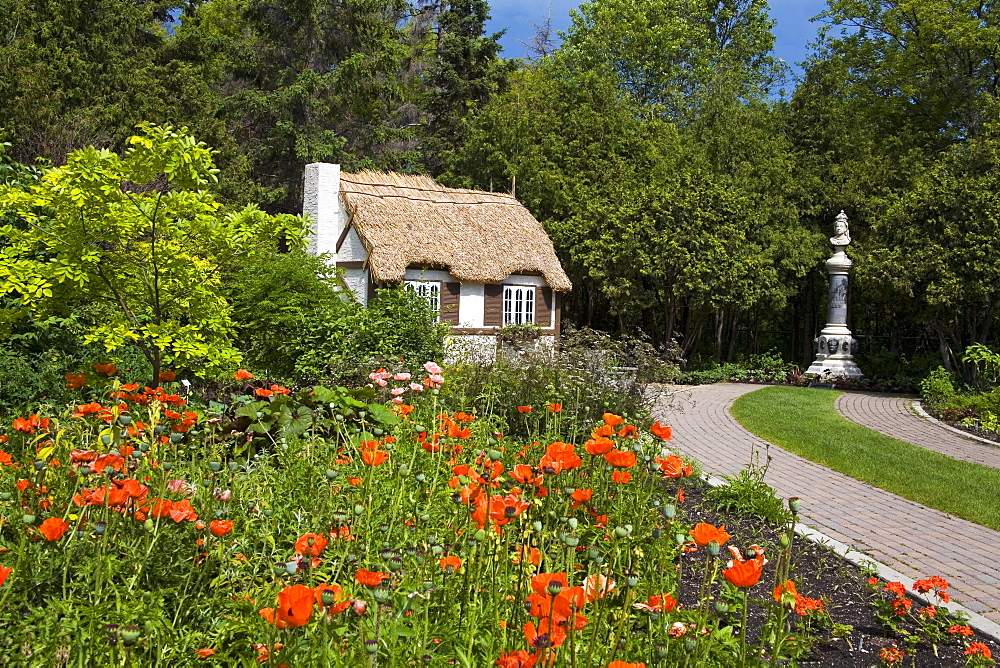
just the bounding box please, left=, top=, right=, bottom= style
left=836, top=392, right=1000, bottom=469
left=652, top=383, right=1000, bottom=623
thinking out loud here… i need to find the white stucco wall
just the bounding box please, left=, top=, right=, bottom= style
left=343, top=268, right=369, bottom=306
left=459, top=282, right=485, bottom=328
left=304, top=163, right=348, bottom=257
left=338, top=226, right=366, bottom=262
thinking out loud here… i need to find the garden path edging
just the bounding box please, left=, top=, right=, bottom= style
left=910, top=401, right=1000, bottom=448
left=701, top=474, right=1000, bottom=644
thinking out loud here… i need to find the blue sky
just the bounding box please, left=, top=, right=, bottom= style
left=485, top=0, right=831, bottom=75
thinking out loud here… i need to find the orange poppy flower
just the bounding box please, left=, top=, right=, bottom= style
left=523, top=618, right=568, bottom=649
left=0, top=566, right=10, bottom=587
left=651, top=421, right=673, bottom=441
left=690, top=523, right=731, bottom=548
left=617, top=424, right=638, bottom=438
left=547, top=403, right=562, bottom=413
left=592, top=424, right=615, bottom=438
left=355, top=568, right=390, bottom=588
left=93, top=362, right=117, bottom=376
left=511, top=464, right=543, bottom=487
left=255, top=388, right=274, bottom=398
left=602, top=413, right=625, bottom=427
left=723, top=544, right=767, bottom=588
left=210, top=520, right=234, bottom=537
left=235, top=369, right=254, bottom=380
left=612, top=471, right=631, bottom=484
left=360, top=444, right=389, bottom=466
left=439, top=555, right=462, bottom=572
left=723, top=559, right=764, bottom=588
left=608, top=662, right=646, bottom=668
left=39, top=517, right=69, bottom=541
left=294, top=533, right=329, bottom=557
left=585, top=437, right=614, bottom=456
left=512, top=545, right=541, bottom=566
left=496, top=650, right=541, bottom=668
left=545, top=442, right=582, bottom=470
left=196, top=648, right=215, bottom=658
left=604, top=449, right=636, bottom=468
left=314, top=583, right=349, bottom=614
left=65, top=373, right=86, bottom=390
left=262, top=584, right=314, bottom=628
left=583, top=574, right=616, bottom=602
left=655, top=454, right=692, bottom=478
left=167, top=499, right=199, bottom=523
left=158, top=371, right=177, bottom=382
left=633, top=593, right=677, bottom=613
left=517, top=406, right=533, bottom=414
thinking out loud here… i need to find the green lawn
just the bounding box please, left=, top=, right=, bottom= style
left=730, top=386, right=1000, bottom=531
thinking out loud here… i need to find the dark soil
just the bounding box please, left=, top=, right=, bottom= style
left=675, top=483, right=999, bottom=666
left=923, top=403, right=1000, bottom=447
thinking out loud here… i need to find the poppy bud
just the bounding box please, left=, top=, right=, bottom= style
left=675, top=533, right=687, bottom=546
left=780, top=533, right=791, bottom=548
left=120, top=626, right=141, bottom=647
left=663, top=504, right=677, bottom=519
left=143, top=519, right=154, bottom=532
left=419, top=514, right=430, bottom=522
left=101, top=434, right=112, bottom=446
left=473, top=529, right=486, bottom=542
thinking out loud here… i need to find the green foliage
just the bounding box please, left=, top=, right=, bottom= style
left=225, top=252, right=447, bottom=383
left=921, top=367, right=957, bottom=405
left=0, top=124, right=308, bottom=385
left=706, top=448, right=793, bottom=525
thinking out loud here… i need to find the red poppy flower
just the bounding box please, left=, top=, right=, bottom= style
left=965, top=643, right=992, bottom=658
left=196, top=648, right=215, bottom=658
left=690, top=523, right=731, bottom=548
left=65, top=373, right=86, bottom=390
left=511, top=465, right=543, bottom=486
left=523, top=617, right=567, bottom=649
left=545, top=442, right=582, bottom=470
left=496, top=650, right=540, bottom=668
left=168, top=499, right=199, bottom=522
left=93, top=362, right=117, bottom=376
left=39, top=517, right=69, bottom=541
left=210, top=520, right=234, bottom=537
left=655, top=454, right=692, bottom=478
left=361, top=443, right=389, bottom=466
left=602, top=413, right=625, bottom=427
left=235, top=369, right=254, bottom=380
left=585, top=437, right=614, bottom=456
left=651, top=421, right=673, bottom=441
left=439, top=555, right=462, bottom=572
left=295, top=533, right=329, bottom=557
left=724, top=545, right=768, bottom=588
left=314, top=583, right=349, bottom=614
left=0, top=451, right=10, bottom=466
left=0, top=566, right=12, bottom=587
left=612, top=471, right=631, bottom=484
left=604, top=449, right=636, bottom=468
left=255, top=388, right=274, bottom=398
left=262, top=584, right=314, bottom=628
left=633, top=593, right=678, bottom=613
left=517, top=406, right=533, bottom=414
left=355, top=568, right=390, bottom=588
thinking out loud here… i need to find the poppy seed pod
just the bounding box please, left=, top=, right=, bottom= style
left=788, top=497, right=801, bottom=514
left=708, top=541, right=721, bottom=557
left=626, top=573, right=639, bottom=588
left=120, top=626, right=141, bottom=647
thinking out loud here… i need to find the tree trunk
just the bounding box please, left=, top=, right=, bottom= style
left=713, top=309, right=724, bottom=363
left=727, top=307, right=741, bottom=363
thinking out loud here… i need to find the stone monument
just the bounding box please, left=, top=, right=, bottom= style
left=806, top=211, right=864, bottom=378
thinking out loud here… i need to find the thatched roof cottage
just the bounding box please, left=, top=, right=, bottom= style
left=303, top=163, right=571, bottom=353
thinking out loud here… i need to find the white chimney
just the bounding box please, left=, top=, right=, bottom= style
left=303, top=163, right=342, bottom=258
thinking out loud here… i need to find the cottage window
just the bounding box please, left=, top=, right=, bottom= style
left=405, top=281, right=441, bottom=316
left=503, top=285, right=535, bottom=326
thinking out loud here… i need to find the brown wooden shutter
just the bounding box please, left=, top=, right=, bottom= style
left=440, top=282, right=461, bottom=325
left=484, top=284, right=503, bottom=326
left=536, top=287, right=554, bottom=328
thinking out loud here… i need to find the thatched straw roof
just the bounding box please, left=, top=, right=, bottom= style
left=339, top=171, right=572, bottom=292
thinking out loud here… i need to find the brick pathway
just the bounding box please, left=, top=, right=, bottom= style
left=652, top=383, right=1000, bottom=622
left=836, top=392, right=1000, bottom=469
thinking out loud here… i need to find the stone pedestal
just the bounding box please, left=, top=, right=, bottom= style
left=807, top=213, right=863, bottom=378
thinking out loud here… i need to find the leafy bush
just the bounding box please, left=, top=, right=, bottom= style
left=226, top=251, right=447, bottom=384
left=706, top=447, right=792, bottom=526
left=673, top=351, right=795, bottom=386
left=920, top=367, right=957, bottom=406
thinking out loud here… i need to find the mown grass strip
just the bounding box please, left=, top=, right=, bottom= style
left=730, top=386, right=1000, bottom=532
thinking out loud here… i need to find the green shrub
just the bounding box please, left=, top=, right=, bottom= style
left=920, top=367, right=956, bottom=406
left=706, top=447, right=793, bottom=525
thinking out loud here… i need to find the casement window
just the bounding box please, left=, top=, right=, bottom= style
left=404, top=280, right=441, bottom=316
left=502, top=285, right=535, bottom=326
left=404, top=280, right=461, bottom=325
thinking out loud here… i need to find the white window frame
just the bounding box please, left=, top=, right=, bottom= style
left=405, top=280, right=441, bottom=320
left=502, top=285, right=535, bottom=326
